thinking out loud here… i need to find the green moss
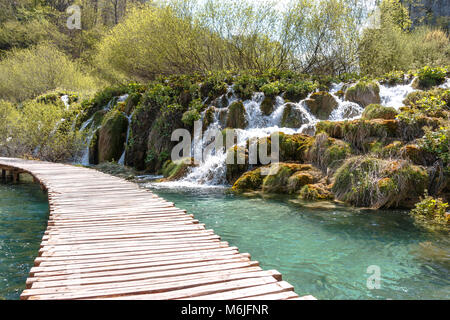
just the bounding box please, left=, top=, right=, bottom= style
left=362, top=104, right=398, bottom=120
left=226, top=101, right=247, bottom=129
left=262, top=164, right=299, bottom=193
left=299, top=183, right=333, bottom=200
left=231, top=168, right=263, bottom=192
left=332, top=156, right=429, bottom=208
left=260, top=96, right=275, bottom=115
left=98, top=110, right=129, bottom=163
left=305, top=132, right=351, bottom=171
left=161, top=158, right=192, bottom=180
left=316, top=119, right=398, bottom=151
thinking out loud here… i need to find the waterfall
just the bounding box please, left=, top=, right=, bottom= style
left=61, top=95, right=70, bottom=109
left=166, top=79, right=426, bottom=186
left=75, top=95, right=129, bottom=166
left=118, top=111, right=135, bottom=165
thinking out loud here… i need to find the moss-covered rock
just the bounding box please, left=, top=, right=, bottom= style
left=304, top=91, right=338, bottom=120
left=98, top=110, right=128, bottom=163
left=226, top=145, right=249, bottom=184
left=362, top=104, right=398, bottom=120
left=262, top=163, right=321, bottom=193
left=344, top=81, right=381, bottom=107
left=260, top=96, right=275, bottom=115
left=161, top=158, right=193, bottom=181
left=316, top=119, right=398, bottom=151
left=125, top=100, right=159, bottom=170
left=332, top=156, right=429, bottom=208
left=124, top=93, right=141, bottom=115
left=249, top=132, right=313, bottom=164
left=203, top=106, right=215, bottom=130
left=226, top=101, right=247, bottom=129
left=299, top=183, right=333, bottom=200
left=231, top=167, right=263, bottom=192
left=412, top=66, right=447, bottom=90
left=305, top=132, right=351, bottom=172
left=400, top=144, right=435, bottom=166
left=281, top=103, right=310, bottom=128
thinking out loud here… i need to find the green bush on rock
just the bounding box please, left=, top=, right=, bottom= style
left=410, top=192, right=449, bottom=229
left=413, top=66, right=447, bottom=90
left=362, top=104, right=398, bottom=120
left=332, top=156, right=429, bottom=208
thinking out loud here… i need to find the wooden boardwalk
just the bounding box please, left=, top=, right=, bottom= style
left=0, top=157, right=315, bottom=300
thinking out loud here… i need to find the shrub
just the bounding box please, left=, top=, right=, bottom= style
left=418, top=126, right=449, bottom=173
left=283, top=81, right=317, bottom=101
left=415, top=66, right=447, bottom=89
left=410, top=192, right=449, bottom=228
left=260, top=81, right=282, bottom=97
left=181, top=109, right=201, bottom=127
left=380, top=70, right=405, bottom=85
left=0, top=43, right=98, bottom=103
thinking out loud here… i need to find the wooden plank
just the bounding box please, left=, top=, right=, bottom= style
left=0, top=157, right=311, bottom=301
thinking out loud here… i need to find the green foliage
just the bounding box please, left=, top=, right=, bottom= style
left=0, top=43, right=99, bottom=103
left=410, top=192, right=449, bottom=228
left=415, top=66, right=448, bottom=89
left=359, top=2, right=449, bottom=76
left=260, top=81, right=282, bottom=97
left=419, top=126, right=449, bottom=172
left=0, top=99, right=84, bottom=161
left=380, top=70, right=405, bottom=85
left=284, top=81, right=318, bottom=101
left=181, top=109, right=201, bottom=127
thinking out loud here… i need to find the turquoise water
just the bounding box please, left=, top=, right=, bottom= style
left=147, top=186, right=450, bottom=300
left=0, top=181, right=48, bottom=300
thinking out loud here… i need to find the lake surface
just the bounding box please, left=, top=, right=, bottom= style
left=1, top=178, right=448, bottom=300
left=0, top=182, right=48, bottom=300
left=146, top=185, right=450, bottom=300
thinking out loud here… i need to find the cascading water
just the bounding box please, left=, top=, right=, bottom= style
left=76, top=94, right=130, bottom=166
left=379, top=78, right=416, bottom=109
left=167, top=78, right=431, bottom=186
left=118, top=110, right=134, bottom=165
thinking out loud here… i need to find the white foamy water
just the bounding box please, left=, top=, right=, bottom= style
left=61, top=95, right=70, bottom=109
left=379, top=78, right=416, bottom=109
